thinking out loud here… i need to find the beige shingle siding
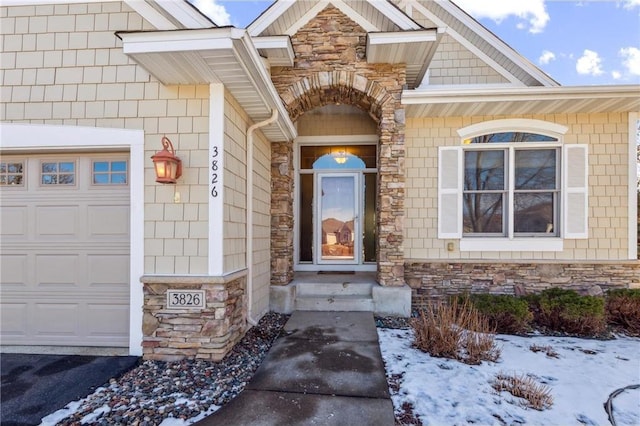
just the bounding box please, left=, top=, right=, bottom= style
left=251, top=130, right=272, bottom=316
left=223, top=91, right=248, bottom=272
left=1, top=2, right=210, bottom=275
left=404, top=113, right=631, bottom=261
left=425, top=34, right=508, bottom=85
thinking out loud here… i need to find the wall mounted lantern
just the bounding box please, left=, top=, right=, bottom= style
left=332, top=149, right=348, bottom=164
left=151, top=136, right=182, bottom=184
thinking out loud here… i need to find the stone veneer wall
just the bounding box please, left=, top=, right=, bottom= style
left=406, top=261, right=640, bottom=308
left=141, top=274, right=246, bottom=361
left=271, top=141, right=294, bottom=285
left=269, top=5, right=407, bottom=286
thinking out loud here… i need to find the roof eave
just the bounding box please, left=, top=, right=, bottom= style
left=117, top=28, right=297, bottom=142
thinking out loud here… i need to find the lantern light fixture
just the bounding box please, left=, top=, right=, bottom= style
left=151, top=136, right=182, bottom=184
left=332, top=149, right=348, bottom=164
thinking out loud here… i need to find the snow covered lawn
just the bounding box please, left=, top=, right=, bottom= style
left=378, top=328, right=640, bottom=425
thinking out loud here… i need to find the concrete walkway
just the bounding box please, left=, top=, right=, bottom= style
left=197, top=311, right=395, bottom=425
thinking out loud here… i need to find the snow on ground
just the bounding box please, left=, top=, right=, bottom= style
left=378, top=328, right=640, bottom=426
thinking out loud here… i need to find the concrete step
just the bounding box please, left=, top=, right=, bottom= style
left=296, top=282, right=374, bottom=297
left=295, top=295, right=374, bottom=312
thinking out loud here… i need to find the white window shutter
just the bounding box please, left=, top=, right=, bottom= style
left=438, top=147, right=462, bottom=238
left=563, top=144, right=589, bottom=239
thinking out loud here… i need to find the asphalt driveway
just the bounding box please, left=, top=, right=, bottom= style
left=1, top=353, right=139, bottom=426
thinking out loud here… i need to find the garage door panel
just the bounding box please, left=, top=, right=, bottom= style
left=88, top=204, right=129, bottom=239
left=35, top=254, right=79, bottom=288
left=86, top=303, right=130, bottom=338
left=33, top=303, right=79, bottom=337
left=87, top=254, right=129, bottom=290
left=0, top=206, right=28, bottom=238
left=0, top=303, right=28, bottom=336
left=36, top=205, right=79, bottom=238
left=0, top=254, right=29, bottom=288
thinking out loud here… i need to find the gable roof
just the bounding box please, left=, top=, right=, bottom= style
left=248, top=0, right=421, bottom=36
left=408, top=0, right=558, bottom=87
left=247, top=0, right=559, bottom=89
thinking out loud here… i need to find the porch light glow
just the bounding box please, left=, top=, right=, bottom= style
left=333, top=150, right=348, bottom=164
left=152, top=136, right=182, bottom=184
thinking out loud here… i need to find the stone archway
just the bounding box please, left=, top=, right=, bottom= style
left=270, top=69, right=406, bottom=287
left=268, top=3, right=407, bottom=287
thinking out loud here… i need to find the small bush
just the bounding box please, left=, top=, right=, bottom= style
left=411, top=297, right=501, bottom=365
left=528, top=288, right=606, bottom=336
left=492, top=372, right=553, bottom=411
left=606, top=289, right=640, bottom=335
left=529, top=344, right=559, bottom=358
left=466, top=294, right=533, bottom=334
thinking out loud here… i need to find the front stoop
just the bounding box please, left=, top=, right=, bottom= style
left=270, top=274, right=411, bottom=317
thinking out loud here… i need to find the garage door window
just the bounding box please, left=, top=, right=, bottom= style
left=93, top=160, right=127, bottom=185
left=0, top=161, right=24, bottom=186
left=41, top=161, right=75, bottom=185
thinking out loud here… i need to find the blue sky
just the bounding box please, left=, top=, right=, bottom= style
left=192, top=0, right=640, bottom=86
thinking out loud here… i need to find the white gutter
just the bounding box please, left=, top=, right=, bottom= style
left=402, top=84, right=640, bottom=104
left=246, top=109, right=279, bottom=326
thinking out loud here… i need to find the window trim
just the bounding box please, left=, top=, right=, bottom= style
left=441, top=119, right=581, bottom=252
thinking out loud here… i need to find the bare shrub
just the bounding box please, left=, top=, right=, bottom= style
left=606, top=289, right=640, bottom=336
left=411, top=297, right=501, bottom=365
left=492, top=372, right=554, bottom=410
left=529, top=344, right=559, bottom=358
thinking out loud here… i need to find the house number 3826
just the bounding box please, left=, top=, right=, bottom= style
left=211, top=146, right=219, bottom=198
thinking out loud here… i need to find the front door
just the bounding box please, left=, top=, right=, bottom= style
left=316, top=173, right=360, bottom=265
left=296, top=144, right=377, bottom=271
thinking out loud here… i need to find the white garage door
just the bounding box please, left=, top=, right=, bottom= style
left=0, top=153, right=130, bottom=347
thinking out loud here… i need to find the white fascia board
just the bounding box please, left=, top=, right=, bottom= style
left=369, top=0, right=421, bottom=30
left=252, top=35, right=292, bottom=50
left=410, top=2, right=524, bottom=86
left=435, top=0, right=559, bottom=87
left=156, top=0, right=215, bottom=29
left=118, top=28, right=241, bottom=54
left=402, top=85, right=640, bottom=105
left=368, top=29, right=437, bottom=45
left=234, top=32, right=297, bottom=141
left=331, top=0, right=379, bottom=32
left=285, top=1, right=329, bottom=36
left=248, top=0, right=297, bottom=36
left=123, top=0, right=176, bottom=30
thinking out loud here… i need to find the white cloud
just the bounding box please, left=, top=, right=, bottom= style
left=612, top=70, right=622, bottom=79
left=619, top=46, right=640, bottom=75
left=538, top=50, right=556, bottom=65
left=453, top=0, right=550, bottom=33
left=622, top=0, right=640, bottom=9
left=190, top=0, right=231, bottom=26
left=576, top=49, right=604, bottom=76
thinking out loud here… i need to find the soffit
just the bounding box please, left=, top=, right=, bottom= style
left=248, top=0, right=420, bottom=37
left=367, top=29, right=441, bottom=89
left=402, top=85, right=640, bottom=117
left=117, top=28, right=296, bottom=142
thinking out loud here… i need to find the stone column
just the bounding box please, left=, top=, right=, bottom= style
left=271, top=141, right=294, bottom=285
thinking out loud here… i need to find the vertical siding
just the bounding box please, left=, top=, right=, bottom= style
left=297, top=112, right=377, bottom=136
left=0, top=2, right=210, bottom=275
left=404, top=113, right=631, bottom=261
